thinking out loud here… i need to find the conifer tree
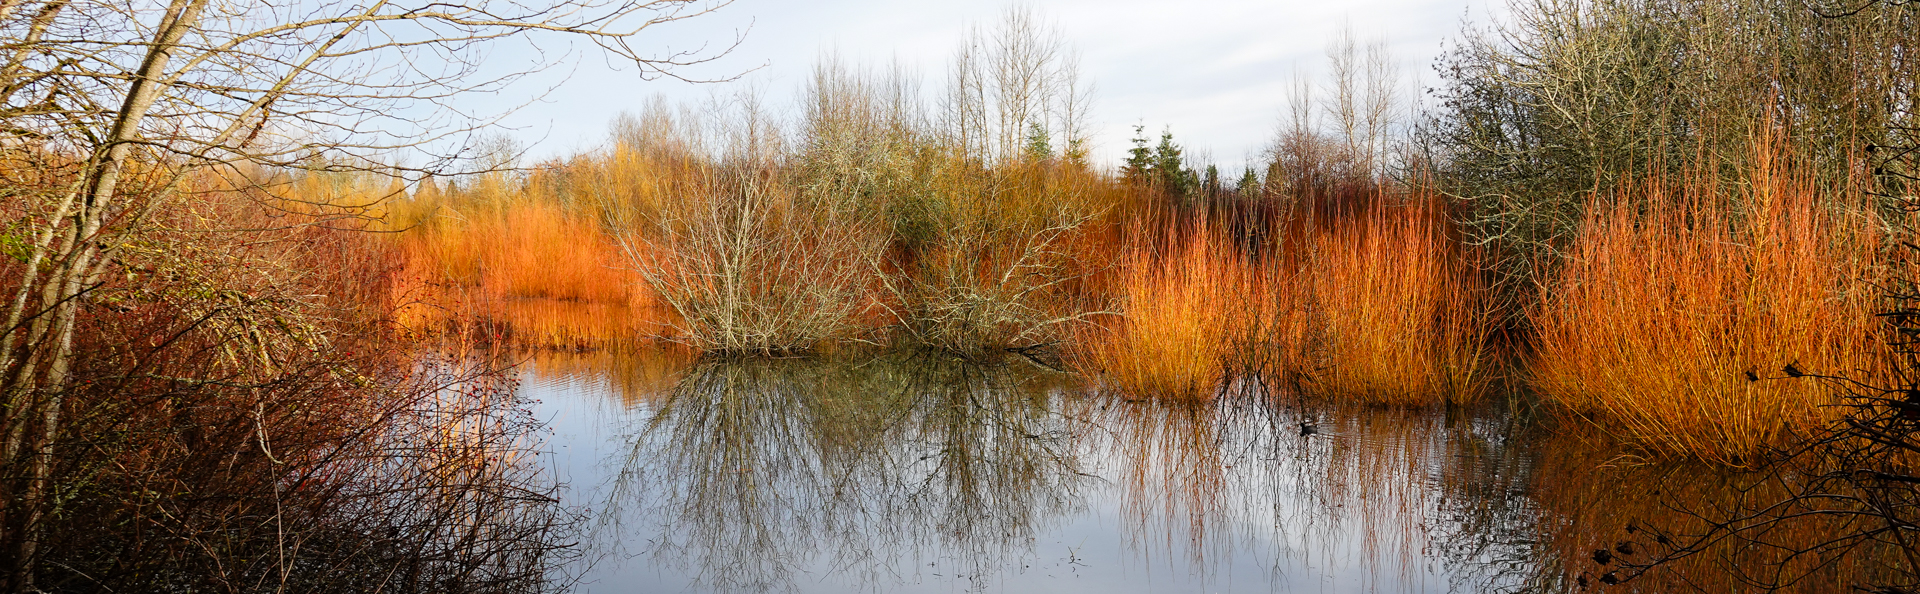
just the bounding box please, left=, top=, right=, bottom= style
left=1122, top=124, right=1154, bottom=183
left=1237, top=167, right=1261, bottom=197
left=1024, top=122, right=1054, bottom=161
left=1152, top=128, right=1198, bottom=202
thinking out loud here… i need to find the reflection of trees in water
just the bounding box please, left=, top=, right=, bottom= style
left=595, top=350, right=1882, bottom=593
left=1422, top=409, right=1550, bottom=593
left=1086, top=384, right=1545, bottom=592
left=1416, top=409, right=1912, bottom=593
left=614, top=353, right=1091, bottom=592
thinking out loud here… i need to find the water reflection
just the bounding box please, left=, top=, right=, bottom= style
left=612, top=354, right=1090, bottom=592
left=533, top=351, right=1906, bottom=593
left=1522, top=428, right=1907, bottom=593
left=1085, top=389, right=1544, bottom=592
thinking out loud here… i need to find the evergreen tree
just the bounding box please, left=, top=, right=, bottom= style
left=1024, top=122, right=1054, bottom=162
left=1122, top=124, right=1154, bottom=183
left=1152, top=128, right=1197, bottom=202
left=1236, top=167, right=1261, bottom=198
left=1064, top=137, right=1090, bottom=166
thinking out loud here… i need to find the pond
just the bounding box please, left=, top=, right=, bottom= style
left=517, top=349, right=1877, bottom=593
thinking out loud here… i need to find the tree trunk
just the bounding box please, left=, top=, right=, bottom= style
left=1, top=0, right=207, bottom=589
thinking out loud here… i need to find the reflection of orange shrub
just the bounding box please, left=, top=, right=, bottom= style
left=1531, top=147, right=1885, bottom=465
left=523, top=347, right=699, bottom=406
left=386, top=276, right=678, bottom=351
left=1524, top=428, right=1901, bottom=591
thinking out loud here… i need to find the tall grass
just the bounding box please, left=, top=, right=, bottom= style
left=1530, top=147, right=1887, bottom=464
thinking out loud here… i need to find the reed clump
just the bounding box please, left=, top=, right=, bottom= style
left=1530, top=149, right=1887, bottom=464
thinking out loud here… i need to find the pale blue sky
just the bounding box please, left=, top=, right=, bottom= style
left=479, top=0, right=1506, bottom=172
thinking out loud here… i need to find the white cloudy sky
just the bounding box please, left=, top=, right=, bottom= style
left=479, top=0, right=1509, bottom=171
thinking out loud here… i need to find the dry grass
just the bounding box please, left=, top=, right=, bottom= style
left=1530, top=147, right=1887, bottom=464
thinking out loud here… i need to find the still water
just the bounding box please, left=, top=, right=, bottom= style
left=516, top=350, right=1857, bottom=593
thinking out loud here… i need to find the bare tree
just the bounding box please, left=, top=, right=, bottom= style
left=1320, top=26, right=1401, bottom=181
left=1264, top=26, right=1405, bottom=211
left=941, top=6, right=1090, bottom=164
left=0, top=1, right=732, bottom=587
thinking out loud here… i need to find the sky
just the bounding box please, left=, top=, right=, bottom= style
left=477, top=0, right=1511, bottom=172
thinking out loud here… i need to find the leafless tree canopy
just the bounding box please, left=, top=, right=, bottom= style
left=0, top=0, right=735, bottom=173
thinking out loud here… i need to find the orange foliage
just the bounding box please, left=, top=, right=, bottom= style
left=1079, top=191, right=1487, bottom=406
left=401, top=195, right=642, bottom=305
left=1296, top=191, right=1489, bottom=405
left=1530, top=146, right=1888, bottom=464
left=1083, top=221, right=1268, bottom=401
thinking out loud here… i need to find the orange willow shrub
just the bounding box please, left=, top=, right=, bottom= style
left=1530, top=151, right=1886, bottom=464
left=1084, top=192, right=1485, bottom=405
left=399, top=187, right=641, bottom=304
left=1084, top=222, right=1269, bottom=400
left=1290, top=192, right=1489, bottom=405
